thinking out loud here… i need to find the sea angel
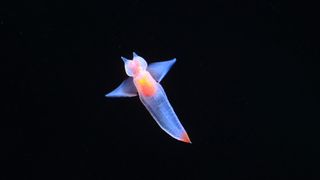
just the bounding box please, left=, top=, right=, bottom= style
left=106, top=52, right=191, bottom=143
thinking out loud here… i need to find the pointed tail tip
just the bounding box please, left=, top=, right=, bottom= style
left=180, top=132, right=192, bottom=144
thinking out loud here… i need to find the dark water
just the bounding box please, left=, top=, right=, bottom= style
left=2, top=1, right=319, bottom=179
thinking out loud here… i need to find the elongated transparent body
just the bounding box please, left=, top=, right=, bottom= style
left=134, top=71, right=190, bottom=143
left=139, top=83, right=188, bottom=142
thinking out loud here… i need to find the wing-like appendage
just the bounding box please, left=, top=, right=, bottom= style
left=139, top=83, right=191, bottom=143
left=105, top=77, right=137, bottom=97
left=147, top=58, right=176, bottom=82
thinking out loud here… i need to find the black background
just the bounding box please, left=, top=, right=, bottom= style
left=1, top=0, right=319, bottom=179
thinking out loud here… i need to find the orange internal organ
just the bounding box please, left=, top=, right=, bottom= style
left=136, top=74, right=156, bottom=96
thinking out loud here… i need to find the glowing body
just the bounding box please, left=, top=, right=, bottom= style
left=106, top=52, right=191, bottom=143
left=134, top=71, right=157, bottom=97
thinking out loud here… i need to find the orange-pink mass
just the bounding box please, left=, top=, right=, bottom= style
left=135, top=74, right=156, bottom=97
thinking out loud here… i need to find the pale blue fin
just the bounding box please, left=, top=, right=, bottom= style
left=105, top=77, right=137, bottom=97
left=147, top=58, right=176, bottom=82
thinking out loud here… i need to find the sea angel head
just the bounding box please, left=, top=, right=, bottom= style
left=121, top=52, right=148, bottom=77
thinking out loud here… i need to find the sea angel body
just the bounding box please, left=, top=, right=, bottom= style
left=106, top=52, right=191, bottom=143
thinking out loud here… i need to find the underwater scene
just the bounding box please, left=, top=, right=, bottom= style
left=2, top=0, right=318, bottom=179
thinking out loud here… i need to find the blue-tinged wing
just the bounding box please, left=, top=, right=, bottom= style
left=105, top=77, right=137, bottom=97
left=147, top=59, right=176, bottom=82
